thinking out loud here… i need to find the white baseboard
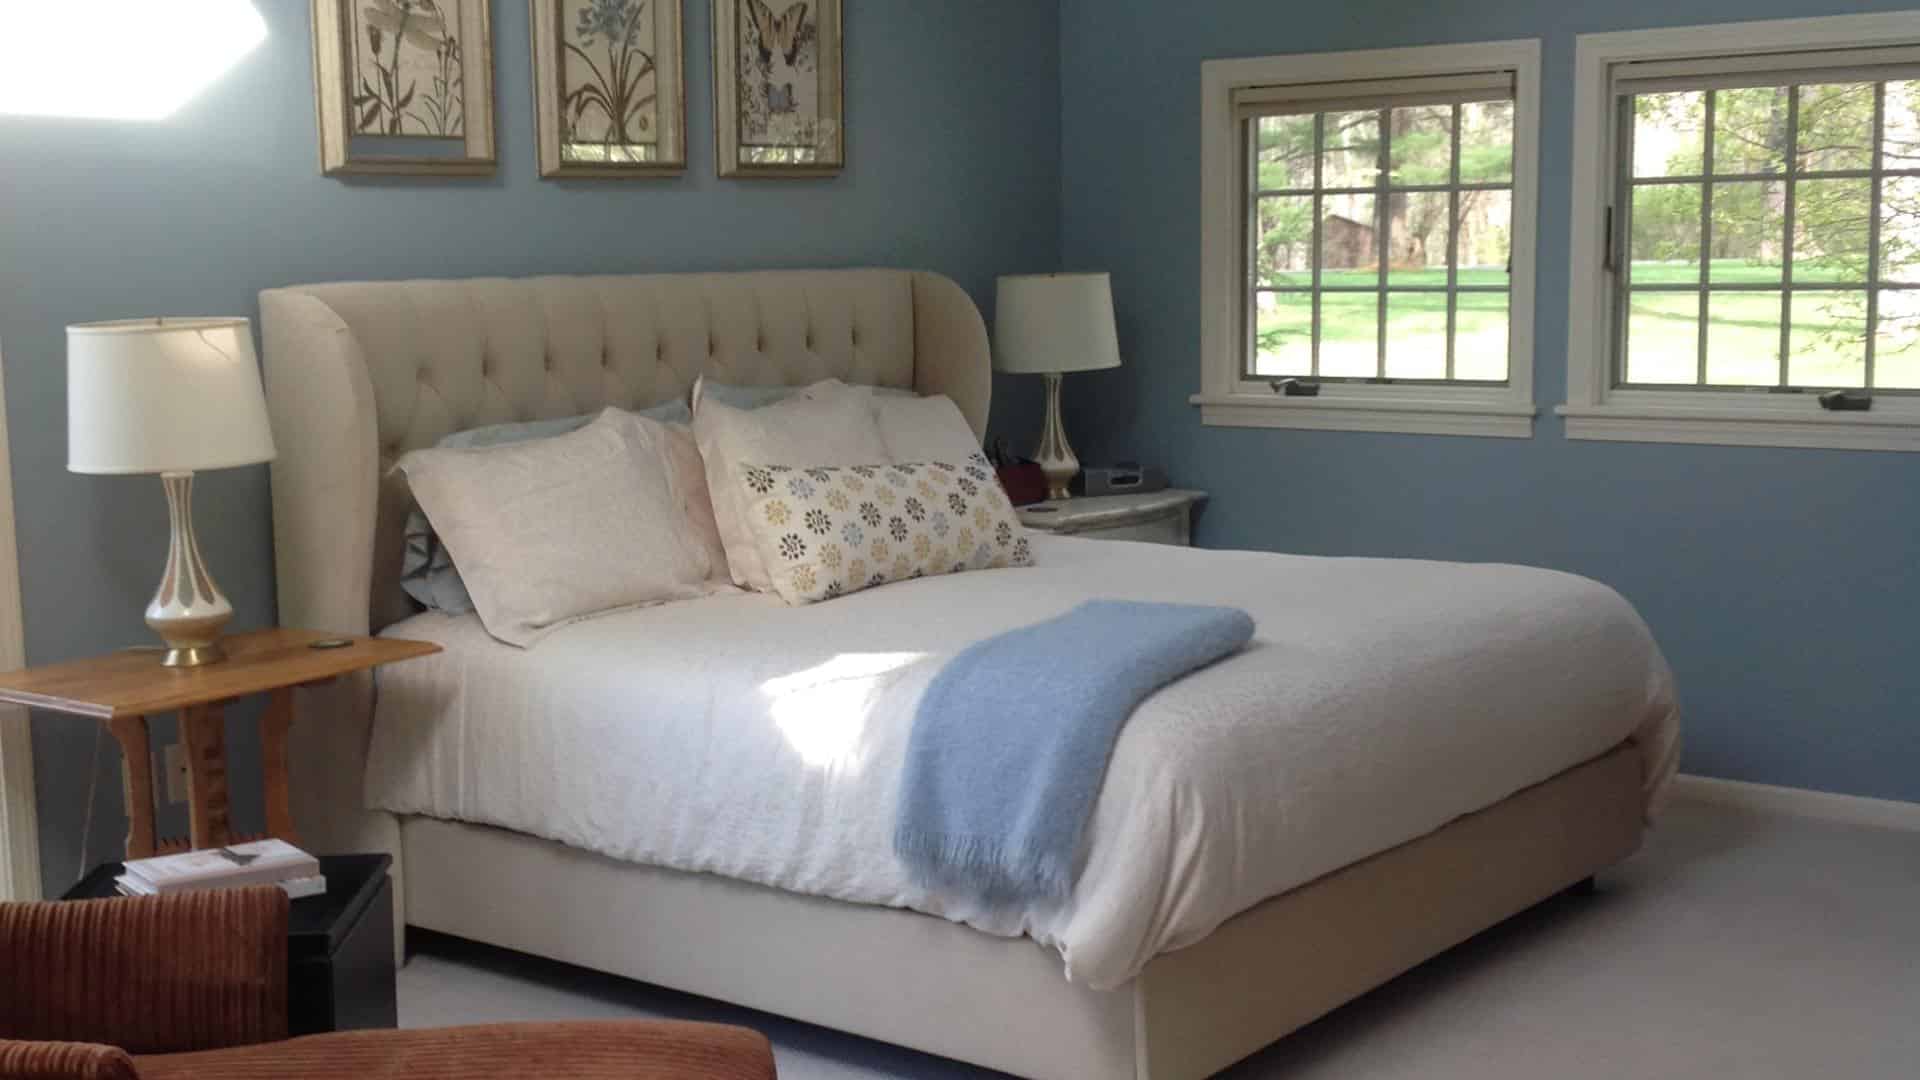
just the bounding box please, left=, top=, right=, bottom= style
left=1670, top=773, right=1920, bottom=833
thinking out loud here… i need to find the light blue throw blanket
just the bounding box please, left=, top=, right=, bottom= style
left=894, top=600, right=1256, bottom=907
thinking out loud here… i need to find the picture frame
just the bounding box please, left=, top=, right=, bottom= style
left=531, top=0, right=687, bottom=178
left=311, top=0, right=497, bottom=176
left=712, top=0, right=844, bottom=177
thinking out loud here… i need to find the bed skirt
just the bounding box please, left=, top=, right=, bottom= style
left=397, top=742, right=1645, bottom=1080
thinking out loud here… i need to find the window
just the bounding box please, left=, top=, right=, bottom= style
left=1565, top=14, right=1920, bottom=451
left=1197, top=41, right=1540, bottom=438
left=1245, top=80, right=1515, bottom=384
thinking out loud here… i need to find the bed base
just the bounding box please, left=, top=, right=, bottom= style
left=397, top=743, right=1643, bottom=1080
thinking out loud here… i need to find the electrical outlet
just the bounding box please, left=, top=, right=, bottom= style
left=163, top=742, right=188, bottom=803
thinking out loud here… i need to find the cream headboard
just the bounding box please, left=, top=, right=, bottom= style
left=260, top=268, right=991, bottom=637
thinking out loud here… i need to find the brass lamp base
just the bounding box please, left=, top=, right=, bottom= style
left=147, top=472, right=234, bottom=668
left=159, top=641, right=228, bottom=668
left=1034, top=372, right=1081, bottom=501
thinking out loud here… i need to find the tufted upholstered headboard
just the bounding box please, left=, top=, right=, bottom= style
left=260, top=268, right=991, bottom=638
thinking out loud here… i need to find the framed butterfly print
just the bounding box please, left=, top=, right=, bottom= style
left=531, top=0, right=687, bottom=177
left=712, top=0, right=843, bottom=177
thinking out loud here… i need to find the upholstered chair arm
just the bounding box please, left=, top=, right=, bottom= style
left=0, top=889, right=288, bottom=1055
left=0, top=1040, right=139, bottom=1080
left=130, top=1021, right=778, bottom=1080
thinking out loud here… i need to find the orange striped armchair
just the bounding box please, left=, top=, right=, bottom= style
left=0, top=888, right=774, bottom=1080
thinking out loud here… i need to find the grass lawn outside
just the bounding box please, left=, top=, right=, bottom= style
left=1253, top=259, right=1920, bottom=388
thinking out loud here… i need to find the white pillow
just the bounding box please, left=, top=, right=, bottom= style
left=397, top=409, right=713, bottom=646
left=694, top=386, right=891, bottom=591
left=658, top=421, right=733, bottom=589
left=874, top=393, right=981, bottom=463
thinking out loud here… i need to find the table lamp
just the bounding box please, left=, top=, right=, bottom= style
left=993, top=273, right=1122, bottom=500
left=68, top=317, right=276, bottom=667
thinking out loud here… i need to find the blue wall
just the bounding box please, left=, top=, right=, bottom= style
left=1058, top=0, right=1920, bottom=802
left=0, top=0, right=1061, bottom=894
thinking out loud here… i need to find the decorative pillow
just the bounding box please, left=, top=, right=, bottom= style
left=401, top=400, right=693, bottom=613
left=739, top=453, right=1034, bottom=606
left=397, top=409, right=712, bottom=646
left=873, top=393, right=981, bottom=463
left=693, top=385, right=891, bottom=592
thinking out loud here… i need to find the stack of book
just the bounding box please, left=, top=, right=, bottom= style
left=116, top=838, right=326, bottom=899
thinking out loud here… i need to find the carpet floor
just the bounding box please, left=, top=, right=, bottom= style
left=398, top=797, right=1920, bottom=1078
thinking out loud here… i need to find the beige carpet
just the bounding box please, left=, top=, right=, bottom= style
left=398, top=798, right=1920, bottom=1078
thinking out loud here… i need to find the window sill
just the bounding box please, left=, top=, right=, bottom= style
left=1556, top=403, right=1920, bottom=452
left=1190, top=393, right=1537, bottom=438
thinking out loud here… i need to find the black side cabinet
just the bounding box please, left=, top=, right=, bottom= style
left=64, top=853, right=397, bottom=1036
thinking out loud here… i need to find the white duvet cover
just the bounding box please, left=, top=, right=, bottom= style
left=366, top=535, right=1679, bottom=990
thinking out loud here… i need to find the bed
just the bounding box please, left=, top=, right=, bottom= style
left=261, top=268, right=1680, bottom=1080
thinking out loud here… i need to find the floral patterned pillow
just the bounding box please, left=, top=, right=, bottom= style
left=738, top=453, right=1034, bottom=605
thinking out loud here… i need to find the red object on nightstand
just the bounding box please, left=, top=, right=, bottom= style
left=996, top=461, right=1049, bottom=506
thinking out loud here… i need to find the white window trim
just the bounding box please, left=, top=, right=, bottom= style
left=1562, top=12, right=1920, bottom=453
left=1195, top=39, right=1542, bottom=439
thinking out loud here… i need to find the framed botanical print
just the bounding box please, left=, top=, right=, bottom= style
left=713, top=0, right=844, bottom=177
left=311, top=0, right=497, bottom=175
left=531, top=0, right=686, bottom=177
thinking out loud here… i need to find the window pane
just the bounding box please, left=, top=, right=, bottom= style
left=1708, top=180, right=1784, bottom=283
left=1625, top=292, right=1701, bottom=384
left=1386, top=191, right=1450, bottom=286
left=1453, top=291, right=1510, bottom=381
left=1793, top=178, right=1872, bottom=283
left=1318, top=292, right=1379, bottom=377
left=1252, top=291, right=1313, bottom=376
left=1255, top=196, right=1314, bottom=286
left=1705, top=291, right=1782, bottom=386
left=1883, top=81, right=1920, bottom=171
left=1713, top=85, right=1789, bottom=176
left=1388, top=104, right=1451, bottom=186
left=1789, top=291, right=1868, bottom=387
left=1874, top=288, right=1920, bottom=388
left=1458, top=100, right=1513, bottom=183
left=1881, top=176, right=1920, bottom=284
left=1255, top=114, right=1317, bottom=190
left=1457, top=187, right=1511, bottom=284
left=1633, top=91, right=1705, bottom=178
left=1384, top=293, right=1447, bottom=378
left=1321, top=109, right=1380, bottom=189
left=1630, top=183, right=1702, bottom=284
left=1319, top=192, right=1378, bottom=283
left=1795, top=83, right=1875, bottom=173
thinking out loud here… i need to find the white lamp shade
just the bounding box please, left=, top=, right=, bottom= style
left=993, top=272, right=1123, bottom=375
left=68, top=317, right=276, bottom=474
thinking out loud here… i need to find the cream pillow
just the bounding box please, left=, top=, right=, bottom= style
left=398, top=409, right=712, bottom=646
left=659, top=421, right=733, bottom=589
left=694, top=386, right=891, bottom=591
left=739, top=454, right=1034, bottom=605
left=873, top=393, right=981, bottom=463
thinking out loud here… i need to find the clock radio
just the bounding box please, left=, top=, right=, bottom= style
left=1075, top=463, right=1167, bottom=496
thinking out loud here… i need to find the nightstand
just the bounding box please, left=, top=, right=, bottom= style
left=0, top=629, right=438, bottom=858
left=1017, top=489, right=1206, bottom=546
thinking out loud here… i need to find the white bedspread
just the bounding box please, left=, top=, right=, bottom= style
left=366, top=535, right=1679, bottom=990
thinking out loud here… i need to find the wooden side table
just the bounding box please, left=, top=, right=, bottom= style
left=1017, top=489, right=1207, bottom=546
left=0, top=629, right=438, bottom=858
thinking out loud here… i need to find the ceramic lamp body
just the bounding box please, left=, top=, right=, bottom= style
left=147, top=472, right=232, bottom=666
left=1034, top=374, right=1078, bottom=500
